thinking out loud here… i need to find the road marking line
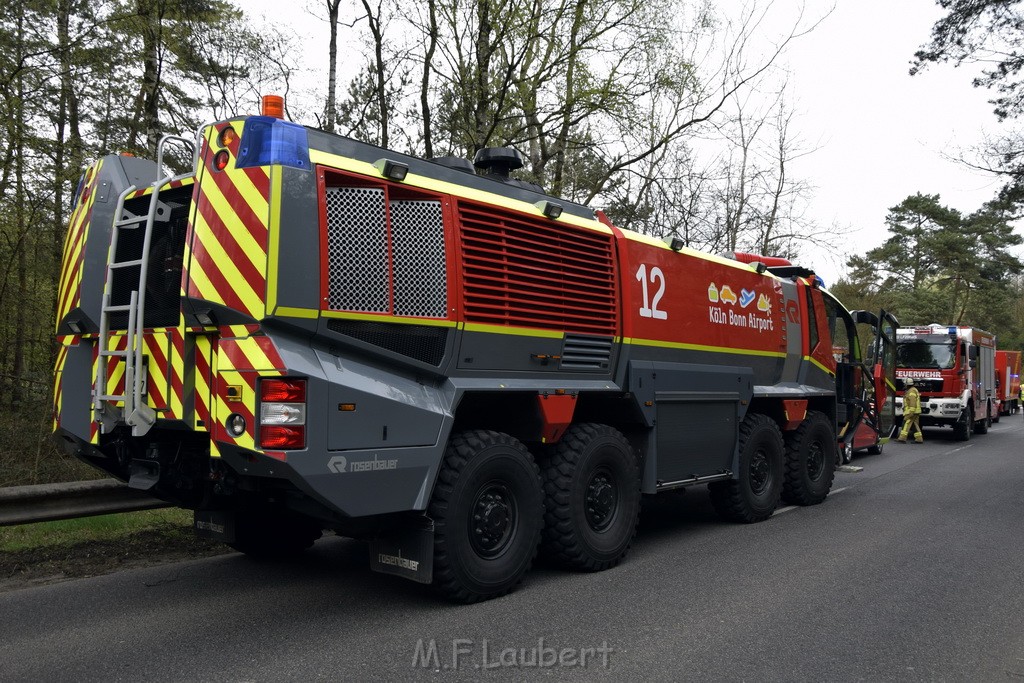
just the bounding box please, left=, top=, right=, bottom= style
left=946, top=445, right=974, bottom=455
left=829, top=486, right=848, bottom=495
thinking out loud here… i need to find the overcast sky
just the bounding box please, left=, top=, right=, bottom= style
left=256, top=0, right=1013, bottom=287
left=773, top=0, right=1008, bottom=286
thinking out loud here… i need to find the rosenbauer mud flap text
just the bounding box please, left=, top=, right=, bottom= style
left=369, top=519, right=434, bottom=584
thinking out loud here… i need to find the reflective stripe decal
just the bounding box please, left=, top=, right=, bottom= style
left=194, top=335, right=214, bottom=433
left=129, top=177, right=192, bottom=199
left=219, top=336, right=285, bottom=372
left=185, top=122, right=270, bottom=320
left=56, top=160, right=104, bottom=328
left=52, top=342, right=71, bottom=431
left=212, top=333, right=284, bottom=454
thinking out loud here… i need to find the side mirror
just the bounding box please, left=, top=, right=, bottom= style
left=969, top=359, right=977, bottom=368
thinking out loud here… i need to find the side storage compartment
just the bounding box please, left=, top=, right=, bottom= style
left=631, top=361, right=754, bottom=488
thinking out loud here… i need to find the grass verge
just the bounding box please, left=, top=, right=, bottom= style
left=0, top=508, right=228, bottom=592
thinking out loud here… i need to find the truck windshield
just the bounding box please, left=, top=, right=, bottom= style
left=896, top=339, right=957, bottom=369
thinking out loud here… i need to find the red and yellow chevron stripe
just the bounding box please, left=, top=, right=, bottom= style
left=56, top=161, right=104, bottom=329
left=128, top=177, right=193, bottom=199
left=194, top=334, right=215, bottom=440
left=52, top=337, right=76, bottom=431
left=184, top=122, right=270, bottom=320
left=95, top=330, right=187, bottom=419
left=210, top=331, right=285, bottom=455
left=98, top=335, right=128, bottom=408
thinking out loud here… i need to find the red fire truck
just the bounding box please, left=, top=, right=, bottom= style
left=895, top=324, right=997, bottom=440
left=54, top=100, right=896, bottom=601
left=995, top=349, right=1021, bottom=418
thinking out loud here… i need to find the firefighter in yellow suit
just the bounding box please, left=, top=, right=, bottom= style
left=898, top=378, right=924, bottom=443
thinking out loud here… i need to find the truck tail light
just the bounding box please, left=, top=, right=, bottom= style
left=259, top=378, right=306, bottom=449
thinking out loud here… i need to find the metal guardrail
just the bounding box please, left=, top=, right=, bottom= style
left=0, top=479, right=170, bottom=527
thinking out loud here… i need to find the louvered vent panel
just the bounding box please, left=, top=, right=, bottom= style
left=458, top=204, right=617, bottom=335
left=560, top=335, right=614, bottom=371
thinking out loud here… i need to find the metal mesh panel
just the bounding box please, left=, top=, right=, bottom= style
left=390, top=199, right=446, bottom=318
left=325, top=187, right=389, bottom=312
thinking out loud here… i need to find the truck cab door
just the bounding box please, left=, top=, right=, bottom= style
left=824, top=294, right=859, bottom=417
left=872, top=310, right=899, bottom=439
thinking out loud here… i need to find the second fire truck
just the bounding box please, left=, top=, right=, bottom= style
left=895, top=324, right=996, bottom=440
left=995, top=349, right=1021, bottom=418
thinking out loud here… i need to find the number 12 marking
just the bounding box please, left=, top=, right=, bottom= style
left=636, top=264, right=667, bottom=319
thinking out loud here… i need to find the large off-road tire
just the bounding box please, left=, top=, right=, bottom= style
left=781, top=411, right=836, bottom=506
left=540, top=423, right=642, bottom=572
left=953, top=405, right=973, bottom=441
left=709, top=413, right=784, bottom=523
left=428, top=430, right=543, bottom=603
left=228, top=509, right=323, bottom=559
left=975, top=402, right=991, bottom=434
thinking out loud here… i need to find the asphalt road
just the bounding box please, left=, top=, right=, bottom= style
left=2, top=419, right=1023, bottom=682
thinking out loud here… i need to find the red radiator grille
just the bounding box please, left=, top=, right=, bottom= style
left=458, top=202, right=618, bottom=335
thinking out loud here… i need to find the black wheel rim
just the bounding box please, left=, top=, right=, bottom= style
left=807, top=440, right=825, bottom=481
left=749, top=447, right=771, bottom=495
left=584, top=466, right=618, bottom=532
left=469, top=481, right=518, bottom=559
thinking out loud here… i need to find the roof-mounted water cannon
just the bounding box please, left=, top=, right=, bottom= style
left=473, top=147, right=526, bottom=178
left=729, top=252, right=792, bottom=268
left=722, top=252, right=819, bottom=281
left=472, top=147, right=544, bottom=192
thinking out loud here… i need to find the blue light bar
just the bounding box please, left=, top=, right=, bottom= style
left=236, top=116, right=310, bottom=171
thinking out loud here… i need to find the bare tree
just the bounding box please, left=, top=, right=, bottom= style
left=323, top=0, right=343, bottom=133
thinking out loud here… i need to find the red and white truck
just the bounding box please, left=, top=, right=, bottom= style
left=995, top=349, right=1022, bottom=418
left=895, top=324, right=997, bottom=440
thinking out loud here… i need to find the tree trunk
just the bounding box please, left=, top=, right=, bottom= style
left=11, top=31, right=27, bottom=412
left=325, top=0, right=341, bottom=133
left=54, top=0, right=83, bottom=368
left=472, top=0, right=493, bottom=150
left=128, top=0, right=163, bottom=155
left=360, top=0, right=389, bottom=148
left=551, top=0, right=587, bottom=197
left=420, top=0, right=438, bottom=158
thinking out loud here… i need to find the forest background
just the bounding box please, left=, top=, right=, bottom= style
left=1, top=0, right=1022, bottom=484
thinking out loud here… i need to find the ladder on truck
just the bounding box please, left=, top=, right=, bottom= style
left=93, top=134, right=198, bottom=436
